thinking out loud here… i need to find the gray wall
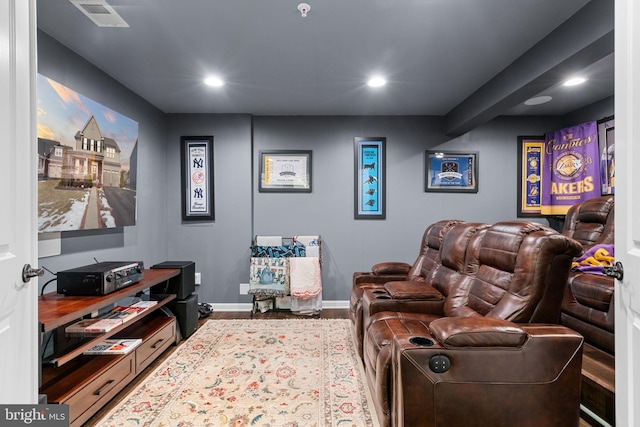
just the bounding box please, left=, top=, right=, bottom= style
left=250, top=115, right=566, bottom=302
left=166, top=114, right=574, bottom=303
left=37, top=32, right=614, bottom=304
left=164, top=114, right=253, bottom=304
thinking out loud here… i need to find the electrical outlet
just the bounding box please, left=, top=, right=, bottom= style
left=195, top=272, right=201, bottom=285
left=239, top=283, right=250, bottom=295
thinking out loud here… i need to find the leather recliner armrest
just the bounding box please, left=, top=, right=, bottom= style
left=429, top=317, right=528, bottom=348
left=568, top=272, right=614, bottom=312
left=352, top=271, right=409, bottom=287
left=371, top=262, right=412, bottom=275
left=384, top=281, right=443, bottom=300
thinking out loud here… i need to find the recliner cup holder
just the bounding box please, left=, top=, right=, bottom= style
left=409, top=336, right=434, bottom=347
left=376, top=295, right=391, bottom=299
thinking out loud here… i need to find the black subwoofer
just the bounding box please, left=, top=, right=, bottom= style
left=170, top=293, right=199, bottom=339
left=150, top=261, right=196, bottom=299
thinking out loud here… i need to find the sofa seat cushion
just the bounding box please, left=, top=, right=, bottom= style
left=384, top=281, right=444, bottom=300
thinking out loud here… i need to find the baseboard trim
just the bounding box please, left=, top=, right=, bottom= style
left=207, top=300, right=349, bottom=311
left=321, top=300, right=349, bottom=309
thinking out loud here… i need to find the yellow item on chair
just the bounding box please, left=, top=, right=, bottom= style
left=593, top=247, right=615, bottom=265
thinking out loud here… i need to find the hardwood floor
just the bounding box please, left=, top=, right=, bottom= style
left=84, top=309, right=597, bottom=427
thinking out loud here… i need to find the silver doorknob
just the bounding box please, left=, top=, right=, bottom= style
left=602, top=261, right=624, bottom=281
left=22, top=264, right=45, bottom=283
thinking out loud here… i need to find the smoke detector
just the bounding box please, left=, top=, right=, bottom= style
left=297, top=3, right=311, bottom=17
left=69, top=0, right=129, bottom=27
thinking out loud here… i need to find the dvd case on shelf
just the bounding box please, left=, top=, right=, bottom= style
left=65, top=299, right=159, bottom=334
left=83, top=338, right=142, bottom=355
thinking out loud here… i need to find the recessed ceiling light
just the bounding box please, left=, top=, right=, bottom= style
left=563, top=77, right=587, bottom=87
left=367, top=77, right=387, bottom=88
left=204, top=76, right=224, bottom=87
left=524, top=95, right=553, bottom=106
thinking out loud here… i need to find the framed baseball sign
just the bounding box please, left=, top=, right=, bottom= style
left=181, top=136, right=214, bottom=222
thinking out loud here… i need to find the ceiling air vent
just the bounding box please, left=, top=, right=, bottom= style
left=69, top=0, right=129, bottom=28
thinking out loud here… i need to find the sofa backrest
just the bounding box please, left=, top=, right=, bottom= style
left=426, top=222, right=489, bottom=313
left=446, top=221, right=584, bottom=323
left=562, top=195, right=614, bottom=248
left=406, top=219, right=464, bottom=281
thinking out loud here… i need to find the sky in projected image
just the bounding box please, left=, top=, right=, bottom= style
left=37, top=74, right=138, bottom=166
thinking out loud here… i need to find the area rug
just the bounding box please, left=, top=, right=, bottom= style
left=94, top=319, right=379, bottom=427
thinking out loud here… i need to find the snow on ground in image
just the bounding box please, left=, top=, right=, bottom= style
left=100, top=190, right=116, bottom=228
left=38, top=190, right=89, bottom=232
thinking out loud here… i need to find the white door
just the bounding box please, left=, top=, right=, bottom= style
left=0, top=0, right=39, bottom=404
left=615, top=0, right=640, bottom=424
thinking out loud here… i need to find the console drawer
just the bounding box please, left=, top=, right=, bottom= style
left=64, top=353, right=136, bottom=426
left=135, top=317, right=176, bottom=373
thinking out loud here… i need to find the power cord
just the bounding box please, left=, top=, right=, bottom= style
left=39, top=266, right=58, bottom=296
left=40, top=277, right=57, bottom=296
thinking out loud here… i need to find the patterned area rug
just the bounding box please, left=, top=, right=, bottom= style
left=94, top=319, right=379, bottom=426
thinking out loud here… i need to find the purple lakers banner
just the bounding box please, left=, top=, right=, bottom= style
left=541, top=121, right=600, bottom=215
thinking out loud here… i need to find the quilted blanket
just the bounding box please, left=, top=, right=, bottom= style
left=249, top=257, right=289, bottom=296
left=290, top=256, right=322, bottom=299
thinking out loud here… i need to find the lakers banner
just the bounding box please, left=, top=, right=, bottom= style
left=541, top=121, right=600, bottom=215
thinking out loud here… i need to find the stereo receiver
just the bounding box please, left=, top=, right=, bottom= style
left=57, top=261, right=144, bottom=296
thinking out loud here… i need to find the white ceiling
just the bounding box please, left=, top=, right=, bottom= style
left=36, top=0, right=614, bottom=136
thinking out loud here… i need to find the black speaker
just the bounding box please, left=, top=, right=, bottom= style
left=170, top=293, right=199, bottom=339
left=150, top=261, right=196, bottom=299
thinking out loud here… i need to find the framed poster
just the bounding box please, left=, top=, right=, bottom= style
left=181, top=136, right=214, bottom=222
left=354, top=137, right=386, bottom=219
left=597, top=116, right=615, bottom=195
left=259, top=150, right=312, bottom=192
left=517, top=136, right=545, bottom=217
left=424, top=151, right=478, bottom=193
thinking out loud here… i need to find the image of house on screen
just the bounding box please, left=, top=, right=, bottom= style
left=36, top=73, right=139, bottom=232
left=39, top=115, right=124, bottom=188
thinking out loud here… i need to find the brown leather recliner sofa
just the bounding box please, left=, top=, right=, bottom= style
left=351, top=220, right=584, bottom=427
left=350, top=219, right=464, bottom=358
left=559, top=195, right=615, bottom=425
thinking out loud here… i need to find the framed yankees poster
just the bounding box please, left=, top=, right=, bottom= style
left=354, top=137, right=386, bottom=219
left=425, top=150, right=478, bottom=193
left=181, top=136, right=214, bottom=222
